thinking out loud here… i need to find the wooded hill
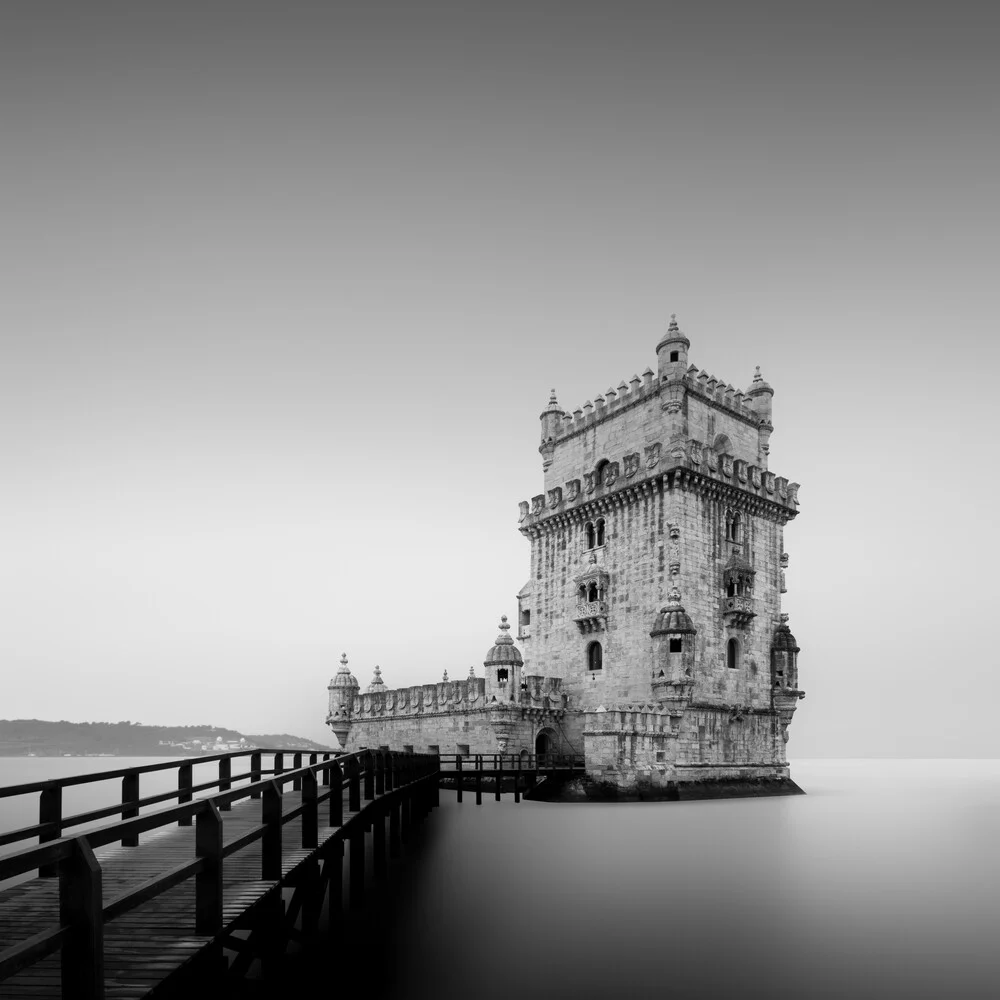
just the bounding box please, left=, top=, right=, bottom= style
left=0, top=720, right=334, bottom=756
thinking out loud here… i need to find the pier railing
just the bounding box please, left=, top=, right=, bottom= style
left=0, top=748, right=439, bottom=997
left=435, top=751, right=585, bottom=804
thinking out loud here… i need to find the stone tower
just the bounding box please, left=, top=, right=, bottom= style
left=516, top=317, right=805, bottom=794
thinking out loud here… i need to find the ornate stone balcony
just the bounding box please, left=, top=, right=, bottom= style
left=721, top=594, right=755, bottom=628
left=573, top=600, right=607, bottom=633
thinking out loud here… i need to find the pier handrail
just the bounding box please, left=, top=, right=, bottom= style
left=0, top=748, right=340, bottom=852
left=0, top=749, right=440, bottom=992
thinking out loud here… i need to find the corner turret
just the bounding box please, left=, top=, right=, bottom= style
left=746, top=365, right=774, bottom=466
left=539, top=389, right=564, bottom=471
left=326, top=652, right=360, bottom=749
left=483, top=615, right=525, bottom=752
left=656, top=314, right=691, bottom=383
left=650, top=587, right=697, bottom=704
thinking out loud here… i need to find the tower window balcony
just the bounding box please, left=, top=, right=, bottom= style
left=721, top=594, right=756, bottom=628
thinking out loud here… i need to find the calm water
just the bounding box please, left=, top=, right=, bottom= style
left=1, top=759, right=998, bottom=999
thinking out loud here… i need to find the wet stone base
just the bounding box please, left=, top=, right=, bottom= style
left=526, top=774, right=805, bottom=802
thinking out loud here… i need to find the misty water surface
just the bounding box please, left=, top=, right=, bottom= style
left=2, top=759, right=997, bottom=998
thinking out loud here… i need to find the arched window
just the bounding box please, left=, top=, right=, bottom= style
left=596, top=518, right=606, bottom=546
left=586, top=522, right=596, bottom=549
left=727, top=638, right=739, bottom=670
left=726, top=579, right=736, bottom=597
left=731, top=512, right=742, bottom=543
left=587, top=641, right=603, bottom=671
left=578, top=584, right=588, bottom=601
left=587, top=583, right=598, bottom=602
left=595, top=459, right=609, bottom=486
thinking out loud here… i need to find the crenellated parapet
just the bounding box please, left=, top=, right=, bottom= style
left=348, top=675, right=488, bottom=720
left=518, top=436, right=800, bottom=535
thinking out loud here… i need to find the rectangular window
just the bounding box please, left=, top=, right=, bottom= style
left=427, top=744, right=439, bottom=755
left=656, top=751, right=666, bottom=763
left=456, top=743, right=470, bottom=760
left=520, top=609, right=531, bottom=625
left=403, top=745, right=413, bottom=754
left=669, top=638, right=682, bottom=653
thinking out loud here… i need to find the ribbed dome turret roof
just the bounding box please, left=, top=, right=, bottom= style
left=655, top=314, right=691, bottom=353
left=746, top=365, right=773, bottom=397
left=650, top=590, right=696, bottom=636
left=367, top=665, right=386, bottom=693
left=330, top=652, right=360, bottom=690
left=483, top=616, right=523, bottom=667
left=772, top=620, right=800, bottom=653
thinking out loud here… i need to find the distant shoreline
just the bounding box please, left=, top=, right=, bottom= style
left=0, top=719, right=335, bottom=756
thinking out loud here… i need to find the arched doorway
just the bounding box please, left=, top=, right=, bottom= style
left=535, top=728, right=556, bottom=767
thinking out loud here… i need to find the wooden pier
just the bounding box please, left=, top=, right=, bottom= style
left=0, top=750, right=438, bottom=999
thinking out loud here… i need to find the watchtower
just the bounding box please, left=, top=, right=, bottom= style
left=517, top=317, right=805, bottom=791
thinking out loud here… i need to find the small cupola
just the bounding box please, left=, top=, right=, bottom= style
left=483, top=615, right=523, bottom=695
left=366, top=665, right=387, bottom=693
left=656, top=314, right=691, bottom=381
left=329, top=652, right=360, bottom=694
left=538, top=389, right=565, bottom=469
left=649, top=588, right=697, bottom=637
left=745, top=365, right=774, bottom=421
left=771, top=614, right=801, bottom=690
left=650, top=588, right=697, bottom=698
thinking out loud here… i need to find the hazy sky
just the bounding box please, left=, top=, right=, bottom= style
left=2, top=2, right=997, bottom=753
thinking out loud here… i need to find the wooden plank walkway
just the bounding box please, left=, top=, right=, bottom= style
left=0, top=784, right=357, bottom=999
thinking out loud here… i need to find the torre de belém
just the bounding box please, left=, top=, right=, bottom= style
left=328, top=317, right=806, bottom=799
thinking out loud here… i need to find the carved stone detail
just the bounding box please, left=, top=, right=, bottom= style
left=624, top=452, right=640, bottom=478
left=645, top=442, right=662, bottom=468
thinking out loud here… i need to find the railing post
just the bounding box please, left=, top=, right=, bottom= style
left=218, top=756, right=232, bottom=811
left=59, top=837, right=104, bottom=1000
left=456, top=756, right=463, bottom=804
left=292, top=752, right=303, bottom=792
left=273, top=752, right=284, bottom=779
left=250, top=752, right=262, bottom=799
left=384, top=752, right=394, bottom=793
left=515, top=753, right=522, bottom=803
left=372, top=803, right=387, bottom=881
left=349, top=829, right=365, bottom=911
left=195, top=803, right=224, bottom=934
left=301, top=768, right=318, bottom=849
left=121, top=772, right=139, bottom=847
left=476, top=755, right=483, bottom=806
left=433, top=751, right=440, bottom=807
left=348, top=757, right=361, bottom=813
left=39, top=783, right=62, bottom=877
left=375, top=751, right=385, bottom=796
left=363, top=750, right=375, bottom=801
left=329, top=762, right=344, bottom=827
left=262, top=781, right=283, bottom=881
left=496, top=754, right=503, bottom=802
left=178, top=763, right=193, bottom=827
left=326, top=839, right=344, bottom=930
left=400, top=785, right=411, bottom=844
left=389, top=801, right=401, bottom=858
left=321, top=753, right=331, bottom=787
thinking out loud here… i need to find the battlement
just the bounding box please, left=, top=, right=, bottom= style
left=519, top=435, right=799, bottom=530
left=338, top=672, right=568, bottom=722
left=545, top=363, right=764, bottom=450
